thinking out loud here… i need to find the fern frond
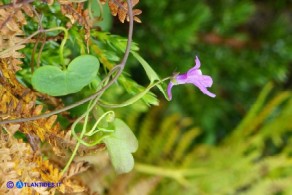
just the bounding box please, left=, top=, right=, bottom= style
left=107, top=0, right=142, bottom=23
left=0, top=3, right=33, bottom=59
left=162, top=125, right=180, bottom=158
left=173, top=127, right=200, bottom=163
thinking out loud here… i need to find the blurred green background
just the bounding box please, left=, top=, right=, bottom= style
left=104, top=0, right=292, bottom=194
left=110, top=0, right=292, bottom=143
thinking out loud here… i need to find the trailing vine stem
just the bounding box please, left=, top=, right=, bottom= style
left=61, top=96, right=112, bottom=176
left=45, top=27, right=68, bottom=68
left=98, top=77, right=172, bottom=108
left=0, top=0, right=134, bottom=125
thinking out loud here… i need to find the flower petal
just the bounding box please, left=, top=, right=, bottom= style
left=167, top=81, right=174, bottom=100
left=195, top=56, right=201, bottom=69
left=175, top=73, right=188, bottom=84
left=191, top=76, right=216, bottom=98
left=193, top=82, right=216, bottom=97
left=201, top=89, right=216, bottom=98
left=187, top=56, right=201, bottom=76
left=198, top=75, right=213, bottom=87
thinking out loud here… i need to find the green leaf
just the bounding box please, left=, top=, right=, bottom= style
left=103, top=119, right=138, bottom=174
left=91, top=0, right=112, bottom=31
left=131, top=51, right=168, bottom=99
left=131, top=51, right=159, bottom=83
left=31, top=55, right=100, bottom=96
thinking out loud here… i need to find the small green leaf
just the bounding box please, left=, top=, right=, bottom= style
left=32, top=55, right=100, bottom=96
left=131, top=51, right=159, bottom=83
left=103, top=119, right=138, bottom=174
left=91, top=0, right=112, bottom=31
left=131, top=51, right=168, bottom=99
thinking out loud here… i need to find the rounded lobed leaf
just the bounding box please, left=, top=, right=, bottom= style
left=32, top=55, right=100, bottom=96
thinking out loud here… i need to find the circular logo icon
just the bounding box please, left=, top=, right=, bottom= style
left=6, top=181, right=14, bottom=188
left=16, top=181, right=24, bottom=189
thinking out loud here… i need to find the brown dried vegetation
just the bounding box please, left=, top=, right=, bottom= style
left=103, top=0, right=142, bottom=23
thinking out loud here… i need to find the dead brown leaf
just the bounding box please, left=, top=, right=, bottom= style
left=108, top=0, right=142, bottom=23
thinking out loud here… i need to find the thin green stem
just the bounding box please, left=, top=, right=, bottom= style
left=61, top=101, right=91, bottom=176
left=44, top=27, right=68, bottom=69
left=135, top=163, right=189, bottom=186
left=98, top=76, right=172, bottom=108
left=61, top=138, right=80, bottom=176
left=135, top=163, right=208, bottom=186
left=70, top=99, right=114, bottom=147
left=86, top=111, right=115, bottom=136
left=62, top=92, right=113, bottom=175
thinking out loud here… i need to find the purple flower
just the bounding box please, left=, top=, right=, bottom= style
left=167, top=56, right=216, bottom=100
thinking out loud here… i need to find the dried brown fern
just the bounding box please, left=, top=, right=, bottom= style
left=0, top=130, right=87, bottom=194
left=59, top=0, right=93, bottom=42
left=62, top=161, right=90, bottom=179
left=0, top=2, right=33, bottom=60
left=0, top=131, right=39, bottom=194
left=0, top=59, right=52, bottom=140
left=34, top=156, right=88, bottom=194
left=101, top=0, right=142, bottom=23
